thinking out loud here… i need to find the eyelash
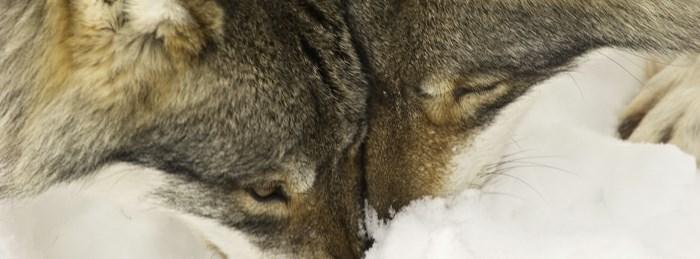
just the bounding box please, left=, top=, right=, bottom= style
left=452, top=82, right=501, bottom=100
left=248, top=185, right=289, bottom=203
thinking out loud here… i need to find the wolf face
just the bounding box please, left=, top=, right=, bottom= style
left=1, top=0, right=699, bottom=258
left=347, top=1, right=700, bottom=217
left=1, top=0, right=368, bottom=257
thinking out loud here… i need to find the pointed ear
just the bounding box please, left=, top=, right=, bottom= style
left=63, top=0, right=224, bottom=67
left=36, top=0, right=224, bottom=112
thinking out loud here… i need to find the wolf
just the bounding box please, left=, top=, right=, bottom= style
left=0, top=0, right=699, bottom=258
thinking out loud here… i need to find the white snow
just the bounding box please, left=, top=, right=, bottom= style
left=1, top=49, right=699, bottom=259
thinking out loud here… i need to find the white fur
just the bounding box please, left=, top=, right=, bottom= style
left=172, top=213, right=265, bottom=259
left=365, top=49, right=700, bottom=259
left=623, top=54, right=700, bottom=164
left=85, top=164, right=264, bottom=259
left=444, top=86, right=538, bottom=194
left=0, top=163, right=263, bottom=259
left=76, top=0, right=193, bottom=33
left=126, top=0, right=192, bottom=32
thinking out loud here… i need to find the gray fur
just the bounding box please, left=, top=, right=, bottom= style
left=1, top=0, right=699, bottom=258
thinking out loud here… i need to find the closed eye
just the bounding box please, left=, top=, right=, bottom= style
left=452, top=82, right=501, bottom=101
left=248, top=184, right=289, bottom=203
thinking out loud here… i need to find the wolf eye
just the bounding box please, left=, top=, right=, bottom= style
left=452, top=82, right=500, bottom=100
left=248, top=183, right=288, bottom=203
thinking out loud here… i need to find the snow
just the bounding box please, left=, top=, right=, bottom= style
left=1, top=49, right=699, bottom=259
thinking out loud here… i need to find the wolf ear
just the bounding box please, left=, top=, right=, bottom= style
left=62, top=0, right=223, bottom=68
left=34, top=0, right=224, bottom=109
left=31, top=0, right=225, bottom=124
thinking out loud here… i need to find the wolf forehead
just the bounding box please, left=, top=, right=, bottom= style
left=0, top=0, right=367, bottom=189
left=97, top=0, right=368, bottom=179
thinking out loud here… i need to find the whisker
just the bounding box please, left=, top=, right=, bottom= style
left=566, top=72, right=585, bottom=99
left=483, top=155, right=567, bottom=173
left=497, top=149, right=566, bottom=161
left=479, top=172, right=546, bottom=201
left=497, top=160, right=576, bottom=175
left=600, top=52, right=643, bottom=84
left=496, top=149, right=541, bottom=161
left=493, top=165, right=576, bottom=179
left=479, top=191, right=525, bottom=203
left=510, top=137, right=523, bottom=150
left=625, top=52, right=692, bottom=68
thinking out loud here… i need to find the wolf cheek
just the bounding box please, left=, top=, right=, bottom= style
left=2, top=1, right=369, bottom=258
left=2, top=0, right=224, bottom=195
left=3, top=0, right=700, bottom=258
left=349, top=0, right=700, bottom=220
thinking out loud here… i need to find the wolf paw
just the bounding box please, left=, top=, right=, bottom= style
left=618, top=54, right=700, bottom=164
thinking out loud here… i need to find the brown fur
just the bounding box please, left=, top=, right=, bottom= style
left=34, top=0, right=221, bottom=121
left=2, top=1, right=700, bottom=258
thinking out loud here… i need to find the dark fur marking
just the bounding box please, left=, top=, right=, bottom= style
left=618, top=113, right=646, bottom=140
left=660, top=125, right=675, bottom=144
left=3, top=1, right=700, bottom=258
left=297, top=0, right=334, bottom=30
left=299, top=34, right=340, bottom=97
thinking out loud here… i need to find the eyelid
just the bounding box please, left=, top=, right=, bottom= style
left=247, top=182, right=289, bottom=203
left=417, top=74, right=506, bottom=99
left=452, top=81, right=502, bottom=100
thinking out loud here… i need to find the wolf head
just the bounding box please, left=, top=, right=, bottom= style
left=1, top=0, right=368, bottom=257
left=349, top=0, right=700, bottom=218
left=1, top=0, right=698, bottom=258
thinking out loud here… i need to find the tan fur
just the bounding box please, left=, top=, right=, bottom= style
left=421, top=74, right=510, bottom=126
left=32, top=0, right=222, bottom=124
left=620, top=54, right=700, bottom=165
left=5, top=0, right=225, bottom=194
left=4, top=1, right=700, bottom=258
